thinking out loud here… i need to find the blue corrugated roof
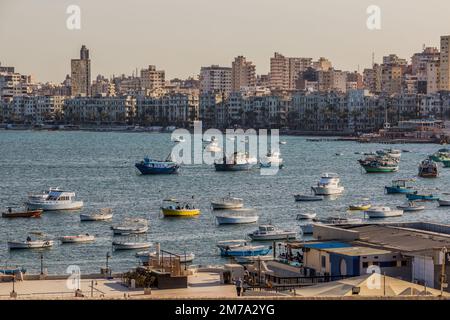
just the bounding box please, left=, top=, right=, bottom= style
left=304, top=242, right=351, bottom=249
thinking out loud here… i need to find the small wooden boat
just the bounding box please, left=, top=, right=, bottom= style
left=438, top=199, right=450, bottom=206
left=406, top=192, right=439, bottom=201
left=364, top=207, right=403, bottom=218
left=418, top=158, right=438, bottom=178
left=385, top=179, right=415, bottom=194
left=396, top=202, right=425, bottom=212
left=248, top=225, right=296, bottom=241
left=348, top=204, right=371, bottom=211
left=161, top=199, right=200, bottom=217
left=136, top=251, right=195, bottom=264
left=294, top=194, right=323, bottom=202
left=217, top=240, right=271, bottom=257
left=111, top=225, right=149, bottom=235
left=296, top=212, right=317, bottom=220
left=60, top=234, right=95, bottom=244
left=215, top=209, right=259, bottom=225
left=443, top=160, right=450, bottom=168
left=2, top=208, right=42, bottom=218
left=113, top=241, right=152, bottom=250
left=211, top=196, right=244, bottom=210
left=80, top=208, right=113, bottom=221
left=8, top=239, right=54, bottom=250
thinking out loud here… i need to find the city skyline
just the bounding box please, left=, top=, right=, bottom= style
left=1, top=0, right=450, bottom=82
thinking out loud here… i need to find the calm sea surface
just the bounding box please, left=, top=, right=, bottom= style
left=0, top=130, right=449, bottom=274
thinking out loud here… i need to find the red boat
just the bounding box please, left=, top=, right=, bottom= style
left=2, top=208, right=43, bottom=218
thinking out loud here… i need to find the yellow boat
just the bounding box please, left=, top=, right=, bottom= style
left=348, top=204, right=371, bottom=211
left=161, top=199, right=200, bottom=217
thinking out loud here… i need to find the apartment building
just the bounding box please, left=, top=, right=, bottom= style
left=199, top=65, right=232, bottom=94
left=231, top=56, right=256, bottom=92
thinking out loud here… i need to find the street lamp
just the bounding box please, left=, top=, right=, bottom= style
left=40, top=254, right=44, bottom=275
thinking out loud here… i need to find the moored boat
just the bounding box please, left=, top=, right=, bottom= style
left=418, top=158, right=438, bottom=178
left=260, top=151, right=283, bottom=168
left=161, top=199, right=200, bottom=217
left=443, top=160, right=450, bottom=168
left=136, top=251, right=195, bottom=264
left=211, top=196, right=244, bottom=210
left=364, top=207, right=403, bottom=218
left=311, top=173, right=344, bottom=196
left=217, top=240, right=271, bottom=257
left=80, top=208, right=113, bottom=221
left=294, top=194, right=323, bottom=202
left=135, top=155, right=179, bottom=175
left=348, top=204, right=371, bottom=211
left=214, top=152, right=257, bottom=171
left=111, top=224, right=149, bottom=235
left=406, top=192, right=439, bottom=201
left=296, top=212, right=317, bottom=220
left=438, top=199, right=450, bottom=206
left=248, top=225, right=296, bottom=241
left=2, top=207, right=42, bottom=218
left=396, top=202, right=425, bottom=212
left=215, top=209, right=259, bottom=225
left=385, top=179, right=415, bottom=194
left=8, top=238, right=54, bottom=250
left=25, top=188, right=83, bottom=211
left=60, top=234, right=95, bottom=243
left=113, top=241, right=152, bottom=250
left=358, top=156, right=399, bottom=173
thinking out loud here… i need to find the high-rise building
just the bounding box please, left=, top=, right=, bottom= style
left=140, top=65, right=165, bottom=91
left=363, top=64, right=382, bottom=93
left=71, top=45, right=91, bottom=97
left=199, top=65, right=232, bottom=94
left=440, top=35, right=450, bottom=91
left=231, top=56, right=256, bottom=92
left=269, top=52, right=312, bottom=90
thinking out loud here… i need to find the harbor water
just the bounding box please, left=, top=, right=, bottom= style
left=0, top=131, right=449, bottom=274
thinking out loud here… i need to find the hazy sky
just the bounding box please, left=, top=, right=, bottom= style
left=1, top=0, right=449, bottom=83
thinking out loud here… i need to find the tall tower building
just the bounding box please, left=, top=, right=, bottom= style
left=440, top=35, right=450, bottom=91
left=199, top=65, right=232, bottom=94
left=71, top=45, right=91, bottom=96
left=269, top=52, right=312, bottom=90
left=231, top=56, right=256, bottom=92
left=140, top=65, right=165, bottom=91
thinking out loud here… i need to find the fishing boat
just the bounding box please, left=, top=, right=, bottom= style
left=406, top=192, right=439, bottom=201
left=260, top=151, right=283, bottom=168
left=8, top=238, right=54, bottom=250
left=60, top=234, right=95, bottom=244
left=113, top=241, right=152, bottom=250
left=111, top=224, right=149, bottom=235
left=294, top=194, right=323, bottom=202
left=429, top=149, right=450, bottom=162
left=135, top=155, right=179, bottom=175
left=136, top=251, right=195, bottom=264
left=214, top=152, right=257, bottom=171
left=80, top=208, right=113, bottom=221
left=418, top=158, right=438, bottom=178
left=217, top=240, right=271, bottom=257
left=296, top=212, right=317, bottom=220
left=364, top=207, right=403, bottom=218
left=161, top=199, right=200, bottom=217
left=358, top=156, right=399, bottom=173
left=205, top=141, right=222, bottom=153
left=248, top=225, right=296, bottom=241
left=2, top=207, right=42, bottom=218
left=348, top=204, right=371, bottom=211
left=211, top=196, right=244, bottom=210
left=215, top=209, right=259, bottom=225
left=443, top=160, right=450, bottom=168
left=311, top=173, right=344, bottom=195
left=438, top=199, right=450, bottom=206
left=25, top=188, right=83, bottom=211
left=384, top=179, right=415, bottom=194
left=376, top=149, right=402, bottom=159
left=396, top=202, right=425, bottom=212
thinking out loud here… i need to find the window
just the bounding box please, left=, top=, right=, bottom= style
left=321, top=256, right=326, bottom=268
left=401, top=260, right=407, bottom=267
left=362, top=262, right=369, bottom=268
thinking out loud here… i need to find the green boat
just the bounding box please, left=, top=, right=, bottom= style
left=358, top=157, right=399, bottom=173
left=443, top=160, right=450, bottom=168
left=361, top=165, right=399, bottom=173
left=429, top=150, right=450, bottom=162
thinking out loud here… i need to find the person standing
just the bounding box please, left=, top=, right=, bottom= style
left=235, top=278, right=243, bottom=296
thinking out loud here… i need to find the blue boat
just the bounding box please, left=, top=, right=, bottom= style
left=217, top=240, right=271, bottom=257
left=385, top=179, right=415, bottom=194
left=0, top=267, right=26, bottom=275
left=135, top=155, right=179, bottom=175
left=406, top=192, right=439, bottom=201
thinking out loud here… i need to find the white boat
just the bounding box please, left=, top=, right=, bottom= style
left=80, top=208, right=113, bottom=221
left=205, top=141, right=222, bottom=153
left=26, top=188, right=83, bottom=211
left=279, top=141, right=287, bottom=145
left=60, top=234, right=95, bottom=243
left=215, top=209, right=259, bottom=225
left=248, top=225, right=296, bottom=241
left=294, top=194, right=323, bottom=202
left=113, top=241, right=152, bottom=250
left=296, top=212, right=317, bottom=220
left=396, top=202, right=425, bottom=212
left=438, top=199, right=450, bottom=206
left=311, top=173, right=344, bottom=196
left=111, top=225, right=149, bottom=235
left=260, top=151, right=283, bottom=168
left=365, top=207, right=403, bottom=218
left=136, top=251, right=195, bottom=264
left=211, top=196, right=244, bottom=210
left=8, top=239, right=54, bottom=250
left=377, top=149, right=402, bottom=159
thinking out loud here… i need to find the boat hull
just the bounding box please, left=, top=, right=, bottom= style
left=438, top=200, right=450, bottom=206
left=219, top=247, right=271, bottom=257
left=406, top=194, right=439, bottom=201
left=214, top=163, right=254, bottom=171
left=135, top=163, right=179, bottom=175
left=162, top=208, right=200, bottom=217
left=113, top=242, right=151, bottom=250
left=112, top=226, right=149, bottom=235
left=60, top=236, right=95, bottom=243
left=8, top=240, right=54, bottom=249
left=80, top=214, right=113, bottom=221
left=216, top=215, right=258, bottom=225
left=443, top=160, right=450, bottom=168
left=311, top=186, right=344, bottom=196
left=2, top=209, right=42, bottom=218
left=365, top=210, right=403, bottom=218
left=361, top=165, right=398, bottom=173
left=211, top=203, right=244, bottom=210
left=294, top=195, right=323, bottom=202
left=25, top=201, right=83, bottom=211
left=384, top=186, right=414, bottom=194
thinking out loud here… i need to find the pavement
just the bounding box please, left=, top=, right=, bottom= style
left=0, top=272, right=237, bottom=300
